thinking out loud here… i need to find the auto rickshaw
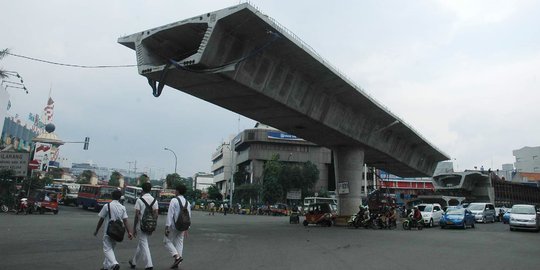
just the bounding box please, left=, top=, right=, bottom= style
left=303, top=203, right=336, bottom=227
left=28, top=189, right=59, bottom=215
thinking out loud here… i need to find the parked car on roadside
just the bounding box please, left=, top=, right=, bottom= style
left=270, top=203, right=288, bottom=216
left=509, top=204, right=540, bottom=232
left=440, top=208, right=475, bottom=229
left=467, top=202, right=496, bottom=223
left=418, top=203, right=444, bottom=227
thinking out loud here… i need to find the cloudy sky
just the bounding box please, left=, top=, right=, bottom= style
left=2, top=0, right=539, bottom=178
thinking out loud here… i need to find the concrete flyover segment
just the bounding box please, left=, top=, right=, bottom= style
left=119, top=3, right=449, bottom=214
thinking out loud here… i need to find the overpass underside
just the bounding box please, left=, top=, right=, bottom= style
left=119, top=3, right=449, bottom=214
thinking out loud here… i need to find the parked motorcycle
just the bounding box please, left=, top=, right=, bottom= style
left=0, top=198, right=9, bottom=213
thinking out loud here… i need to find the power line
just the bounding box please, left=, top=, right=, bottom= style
left=6, top=52, right=137, bottom=68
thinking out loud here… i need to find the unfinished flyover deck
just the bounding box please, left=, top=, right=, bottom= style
left=119, top=3, right=449, bottom=215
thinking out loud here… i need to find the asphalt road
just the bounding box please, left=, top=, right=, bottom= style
left=1, top=205, right=539, bottom=270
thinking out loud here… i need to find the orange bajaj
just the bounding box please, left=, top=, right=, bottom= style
left=29, top=189, right=59, bottom=215
left=303, top=203, right=336, bottom=227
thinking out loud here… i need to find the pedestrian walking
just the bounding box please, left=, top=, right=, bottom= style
left=224, top=202, right=229, bottom=215
left=129, top=182, right=158, bottom=270
left=164, top=184, right=192, bottom=269
left=94, top=190, right=133, bottom=270
left=209, top=201, right=215, bottom=216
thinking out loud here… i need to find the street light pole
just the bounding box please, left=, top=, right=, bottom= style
left=164, top=147, right=178, bottom=174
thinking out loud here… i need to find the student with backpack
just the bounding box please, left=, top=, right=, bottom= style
left=129, top=182, right=158, bottom=270
left=164, top=184, right=191, bottom=269
left=94, top=190, right=133, bottom=270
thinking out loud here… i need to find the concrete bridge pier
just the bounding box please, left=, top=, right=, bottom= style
left=333, top=146, right=365, bottom=216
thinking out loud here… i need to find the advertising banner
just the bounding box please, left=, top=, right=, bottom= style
left=32, top=142, right=52, bottom=171
left=267, top=131, right=304, bottom=141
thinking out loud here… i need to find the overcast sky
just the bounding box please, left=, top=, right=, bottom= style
left=2, top=0, right=539, bottom=179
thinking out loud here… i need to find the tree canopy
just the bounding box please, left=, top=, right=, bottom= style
left=77, top=170, right=93, bottom=184
left=109, top=171, right=122, bottom=187
left=261, top=154, right=320, bottom=204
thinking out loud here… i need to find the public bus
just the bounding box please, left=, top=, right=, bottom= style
left=124, top=186, right=142, bottom=204
left=124, top=186, right=161, bottom=204
left=77, top=185, right=116, bottom=210
left=61, top=183, right=80, bottom=206
left=303, top=197, right=338, bottom=213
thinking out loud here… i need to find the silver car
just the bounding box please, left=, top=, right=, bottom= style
left=509, top=204, right=540, bottom=232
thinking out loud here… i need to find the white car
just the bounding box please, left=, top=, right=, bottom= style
left=418, top=203, right=444, bottom=227
left=509, top=204, right=540, bottom=232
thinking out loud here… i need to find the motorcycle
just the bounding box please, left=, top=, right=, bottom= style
left=402, top=216, right=424, bottom=230
left=1, top=198, right=10, bottom=213
left=16, top=198, right=31, bottom=215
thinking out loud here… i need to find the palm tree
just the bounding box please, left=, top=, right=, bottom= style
left=0, top=48, right=9, bottom=79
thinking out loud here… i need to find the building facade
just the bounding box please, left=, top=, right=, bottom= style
left=211, top=142, right=233, bottom=196
left=513, top=146, right=540, bottom=173
left=213, top=123, right=332, bottom=199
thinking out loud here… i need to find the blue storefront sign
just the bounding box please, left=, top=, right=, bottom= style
left=267, top=131, right=304, bottom=141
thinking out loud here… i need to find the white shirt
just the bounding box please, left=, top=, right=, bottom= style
left=98, top=200, right=128, bottom=234
left=135, top=193, right=159, bottom=222
left=166, top=195, right=191, bottom=228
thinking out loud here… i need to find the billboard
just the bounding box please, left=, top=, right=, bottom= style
left=0, top=152, right=29, bottom=177
left=267, top=131, right=304, bottom=141
left=31, top=142, right=52, bottom=172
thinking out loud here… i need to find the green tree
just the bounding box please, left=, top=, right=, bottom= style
left=165, top=173, right=182, bottom=189
left=109, top=171, right=122, bottom=187
left=207, top=184, right=223, bottom=201
left=299, top=161, right=319, bottom=198
left=77, top=170, right=93, bottom=184
left=46, top=168, right=64, bottom=180
left=23, top=174, right=53, bottom=191
left=0, top=169, right=15, bottom=197
left=234, top=183, right=261, bottom=204
left=261, top=154, right=283, bottom=204
left=186, top=188, right=202, bottom=201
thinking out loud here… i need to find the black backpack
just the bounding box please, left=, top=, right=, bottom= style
left=174, top=197, right=191, bottom=231
left=140, top=198, right=157, bottom=233
left=106, top=203, right=125, bottom=242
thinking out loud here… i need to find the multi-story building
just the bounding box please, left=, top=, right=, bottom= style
left=211, top=142, right=234, bottom=196
left=513, top=146, right=540, bottom=173
left=213, top=123, right=332, bottom=199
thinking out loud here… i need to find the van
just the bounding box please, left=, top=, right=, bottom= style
left=467, top=202, right=496, bottom=223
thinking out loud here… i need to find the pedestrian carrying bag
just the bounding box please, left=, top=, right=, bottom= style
left=106, top=203, right=125, bottom=242
left=174, top=197, right=191, bottom=231
left=140, top=198, right=157, bottom=233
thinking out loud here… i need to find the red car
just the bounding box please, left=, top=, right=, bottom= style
left=270, top=203, right=288, bottom=216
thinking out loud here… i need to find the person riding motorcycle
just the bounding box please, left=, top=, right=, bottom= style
left=362, top=205, right=371, bottom=223
left=411, top=206, right=422, bottom=226
left=387, top=206, right=398, bottom=228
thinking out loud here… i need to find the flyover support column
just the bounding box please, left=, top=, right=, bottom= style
left=333, top=146, right=365, bottom=216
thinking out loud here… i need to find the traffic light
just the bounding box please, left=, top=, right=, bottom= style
left=83, top=137, right=90, bottom=150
